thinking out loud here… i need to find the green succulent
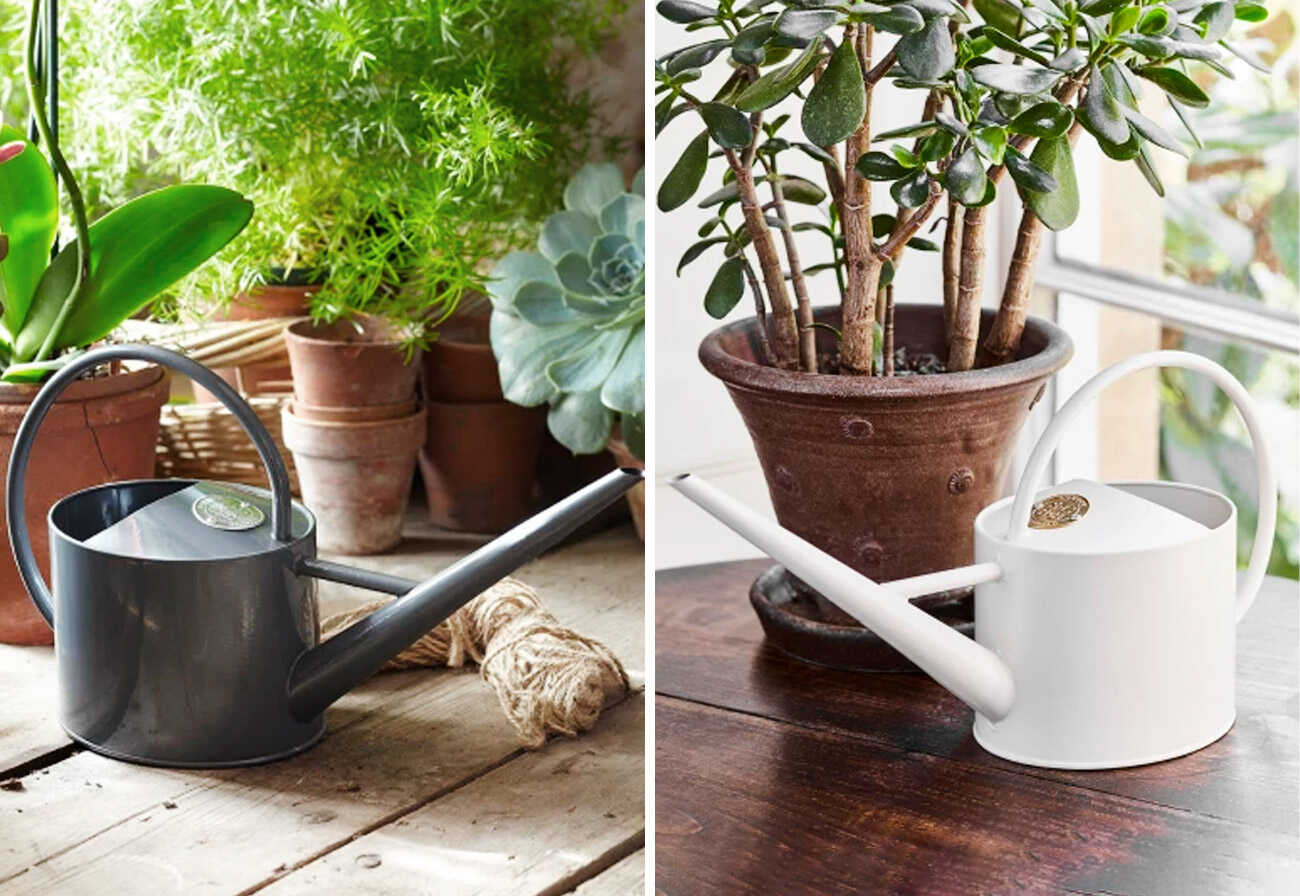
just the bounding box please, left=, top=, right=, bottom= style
left=490, top=163, right=645, bottom=460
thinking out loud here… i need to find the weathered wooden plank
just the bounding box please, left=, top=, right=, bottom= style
left=256, top=695, right=645, bottom=896
left=656, top=562, right=1299, bottom=832
left=0, top=530, right=643, bottom=894
left=571, top=849, right=644, bottom=895
left=656, top=696, right=1300, bottom=896
left=0, top=645, right=66, bottom=774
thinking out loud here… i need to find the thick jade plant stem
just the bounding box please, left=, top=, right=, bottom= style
left=25, top=0, right=91, bottom=364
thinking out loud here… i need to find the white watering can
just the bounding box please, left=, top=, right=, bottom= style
left=673, top=351, right=1277, bottom=770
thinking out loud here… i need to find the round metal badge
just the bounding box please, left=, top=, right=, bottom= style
left=193, top=493, right=266, bottom=531
left=1028, top=493, right=1090, bottom=530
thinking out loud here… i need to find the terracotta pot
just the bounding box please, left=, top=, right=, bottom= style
left=195, top=284, right=315, bottom=401
left=281, top=406, right=427, bottom=554
left=423, top=313, right=503, bottom=403
left=0, top=365, right=169, bottom=644
left=285, top=316, right=420, bottom=410
left=700, top=304, right=1072, bottom=588
left=418, top=399, right=546, bottom=533
left=533, top=431, right=627, bottom=542
left=607, top=437, right=645, bottom=541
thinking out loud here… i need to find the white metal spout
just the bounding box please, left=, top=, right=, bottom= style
left=671, top=474, right=1016, bottom=721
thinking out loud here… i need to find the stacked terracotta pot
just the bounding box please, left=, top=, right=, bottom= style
left=281, top=317, right=426, bottom=554
left=419, top=315, right=547, bottom=533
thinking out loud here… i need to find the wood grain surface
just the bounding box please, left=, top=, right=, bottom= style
left=655, top=560, right=1300, bottom=895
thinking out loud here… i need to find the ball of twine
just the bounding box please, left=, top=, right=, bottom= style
left=320, top=577, right=629, bottom=749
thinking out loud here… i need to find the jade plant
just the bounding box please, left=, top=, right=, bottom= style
left=0, top=0, right=250, bottom=382
left=38, top=0, right=626, bottom=345
left=490, top=163, right=646, bottom=459
left=655, top=0, right=1269, bottom=375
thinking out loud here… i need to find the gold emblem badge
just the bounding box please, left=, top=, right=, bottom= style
left=1028, top=493, right=1090, bottom=529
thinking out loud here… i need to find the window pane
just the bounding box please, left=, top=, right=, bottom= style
left=1057, top=13, right=1299, bottom=319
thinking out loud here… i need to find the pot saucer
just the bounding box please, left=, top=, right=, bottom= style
left=749, top=564, right=974, bottom=673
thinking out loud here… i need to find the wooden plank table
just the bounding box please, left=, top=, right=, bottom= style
left=0, top=509, right=645, bottom=896
left=656, top=560, right=1300, bottom=895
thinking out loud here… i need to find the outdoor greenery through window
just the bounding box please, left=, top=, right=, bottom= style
left=1052, top=3, right=1298, bottom=577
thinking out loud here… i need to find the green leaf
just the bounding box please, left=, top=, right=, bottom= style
left=489, top=251, right=558, bottom=308
left=907, top=236, right=940, bottom=251
left=945, top=147, right=988, bottom=205
left=547, top=389, right=615, bottom=455
left=973, top=0, right=1026, bottom=35
left=539, top=210, right=602, bottom=262
left=1081, top=0, right=1127, bottom=13
left=856, top=151, right=910, bottom=180
left=601, top=325, right=645, bottom=415
left=704, top=256, right=746, bottom=318
left=1196, top=1, right=1235, bottom=42
left=1121, top=105, right=1188, bottom=156
left=1137, top=6, right=1173, bottom=35
left=565, top=163, right=625, bottom=217
left=873, top=121, right=938, bottom=141
left=973, top=126, right=1007, bottom=164
left=734, top=37, right=825, bottom=111
left=547, top=327, right=633, bottom=394
left=658, top=131, right=710, bottom=212
left=666, top=40, right=730, bottom=75
left=514, top=280, right=581, bottom=325
left=701, top=103, right=753, bottom=148
left=970, top=63, right=1062, bottom=95
left=891, top=145, right=923, bottom=168
left=1134, top=144, right=1165, bottom=197
left=1136, top=66, right=1210, bottom=107
left=1234, top=3, right=1267, bottom=22
left=776, top=177, right=828, bottom=205
left=1110, top=6, right=1140, bottom=35
left=658, top=1, right=716, bottom=24
left=678, top=237, right=727, bottom=274
left=1078, top=69, right=1131, bottom=145
left=1004, top=146, right=1059, bottom=193
left=1008, top=101, right=1074, bottom=138
left=897, top=15, right=955, bottom=81
left=15, top=186, right=253, bottom=361
left=802, top=36, right=866, bottom=147
left=855, top=5, right=925, bottom=34
left=983, top=28, right=1052, bottom=67
left=774, top=7, right=837, bottom=40
left=871, top=214, right=897, bottom=237
left=1022, top=136, right=1078, bottom=231
left=891, top=169, right=932, bottom=208
left=934, top=112, right=970, bottom=137
left=920, top=129, right=957, bottom=162
left=0, top=126, right=58, bottom=338
left=1221, top=39, right=1269, bottom=73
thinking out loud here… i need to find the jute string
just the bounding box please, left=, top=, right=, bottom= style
left=320, top=576, right=629, bottom=749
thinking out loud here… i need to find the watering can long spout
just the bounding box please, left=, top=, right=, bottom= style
left=287, top=467, right=643, bottom=721
left=671, top=474, right=1015, bottom=721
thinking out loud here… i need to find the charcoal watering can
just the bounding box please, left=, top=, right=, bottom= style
left=7, top=345, right=642, bottom=768
left=674, top=351, right=1276, bottom=769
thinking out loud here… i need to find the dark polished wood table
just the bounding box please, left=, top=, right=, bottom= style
left=656, top=560, right=1299, bottom=895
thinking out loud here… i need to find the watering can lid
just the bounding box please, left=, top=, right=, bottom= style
left=991, top=478, right=1209, bottom=553
left=81, top=481, right=310, bottom=561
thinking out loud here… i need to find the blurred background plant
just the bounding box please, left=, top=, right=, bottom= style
left=0, top=0, right=629, bottom=345
left=1157, top=8, right=1298, bottom=578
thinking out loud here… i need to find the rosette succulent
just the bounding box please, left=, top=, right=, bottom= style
left=490, top=163, right=646, bottom=459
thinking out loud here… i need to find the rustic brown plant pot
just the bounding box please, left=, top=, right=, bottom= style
left=423, top=313, right=504, bottom=403
left=195, top=284, right=315, bottom=401
left=700, top=303, right=1071, bottom=670
left=607, top=437, right=645, bottom=541
left=0, top=365, right=169, bottom=644
left=281, top=405, right=427, bottom=555
left=285, top=316, right=420, bottom=410
left=418, top=399, right=546, bottom=533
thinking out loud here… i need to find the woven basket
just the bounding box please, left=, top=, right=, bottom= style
left=146, top=317, right=303, bottom=493
left=156, top=397, right=300, bottom=495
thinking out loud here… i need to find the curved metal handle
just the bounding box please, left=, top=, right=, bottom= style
left=1008, top=350, right=1276, bottom=622
left=6, top=344, right=294, bottom=626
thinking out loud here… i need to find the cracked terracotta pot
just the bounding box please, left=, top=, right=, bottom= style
left=0, top=364, right=169, bottom=644
left=700, top=304, right=1071, bottom=665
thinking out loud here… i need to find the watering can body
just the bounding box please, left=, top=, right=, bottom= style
left=674, top=350, right=1276, bottom=770
left=8, top=345, right=642, bottom=768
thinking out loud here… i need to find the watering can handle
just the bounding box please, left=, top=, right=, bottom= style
left=1007, top=350, right=1277, bottom=622
left=6, top=345, right=295, bottom=626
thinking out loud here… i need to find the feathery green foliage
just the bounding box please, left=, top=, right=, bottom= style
left=11, top=0, right=624, bottom=342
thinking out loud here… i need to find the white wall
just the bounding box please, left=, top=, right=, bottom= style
left=653, top=17, right=1016, bottom=568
